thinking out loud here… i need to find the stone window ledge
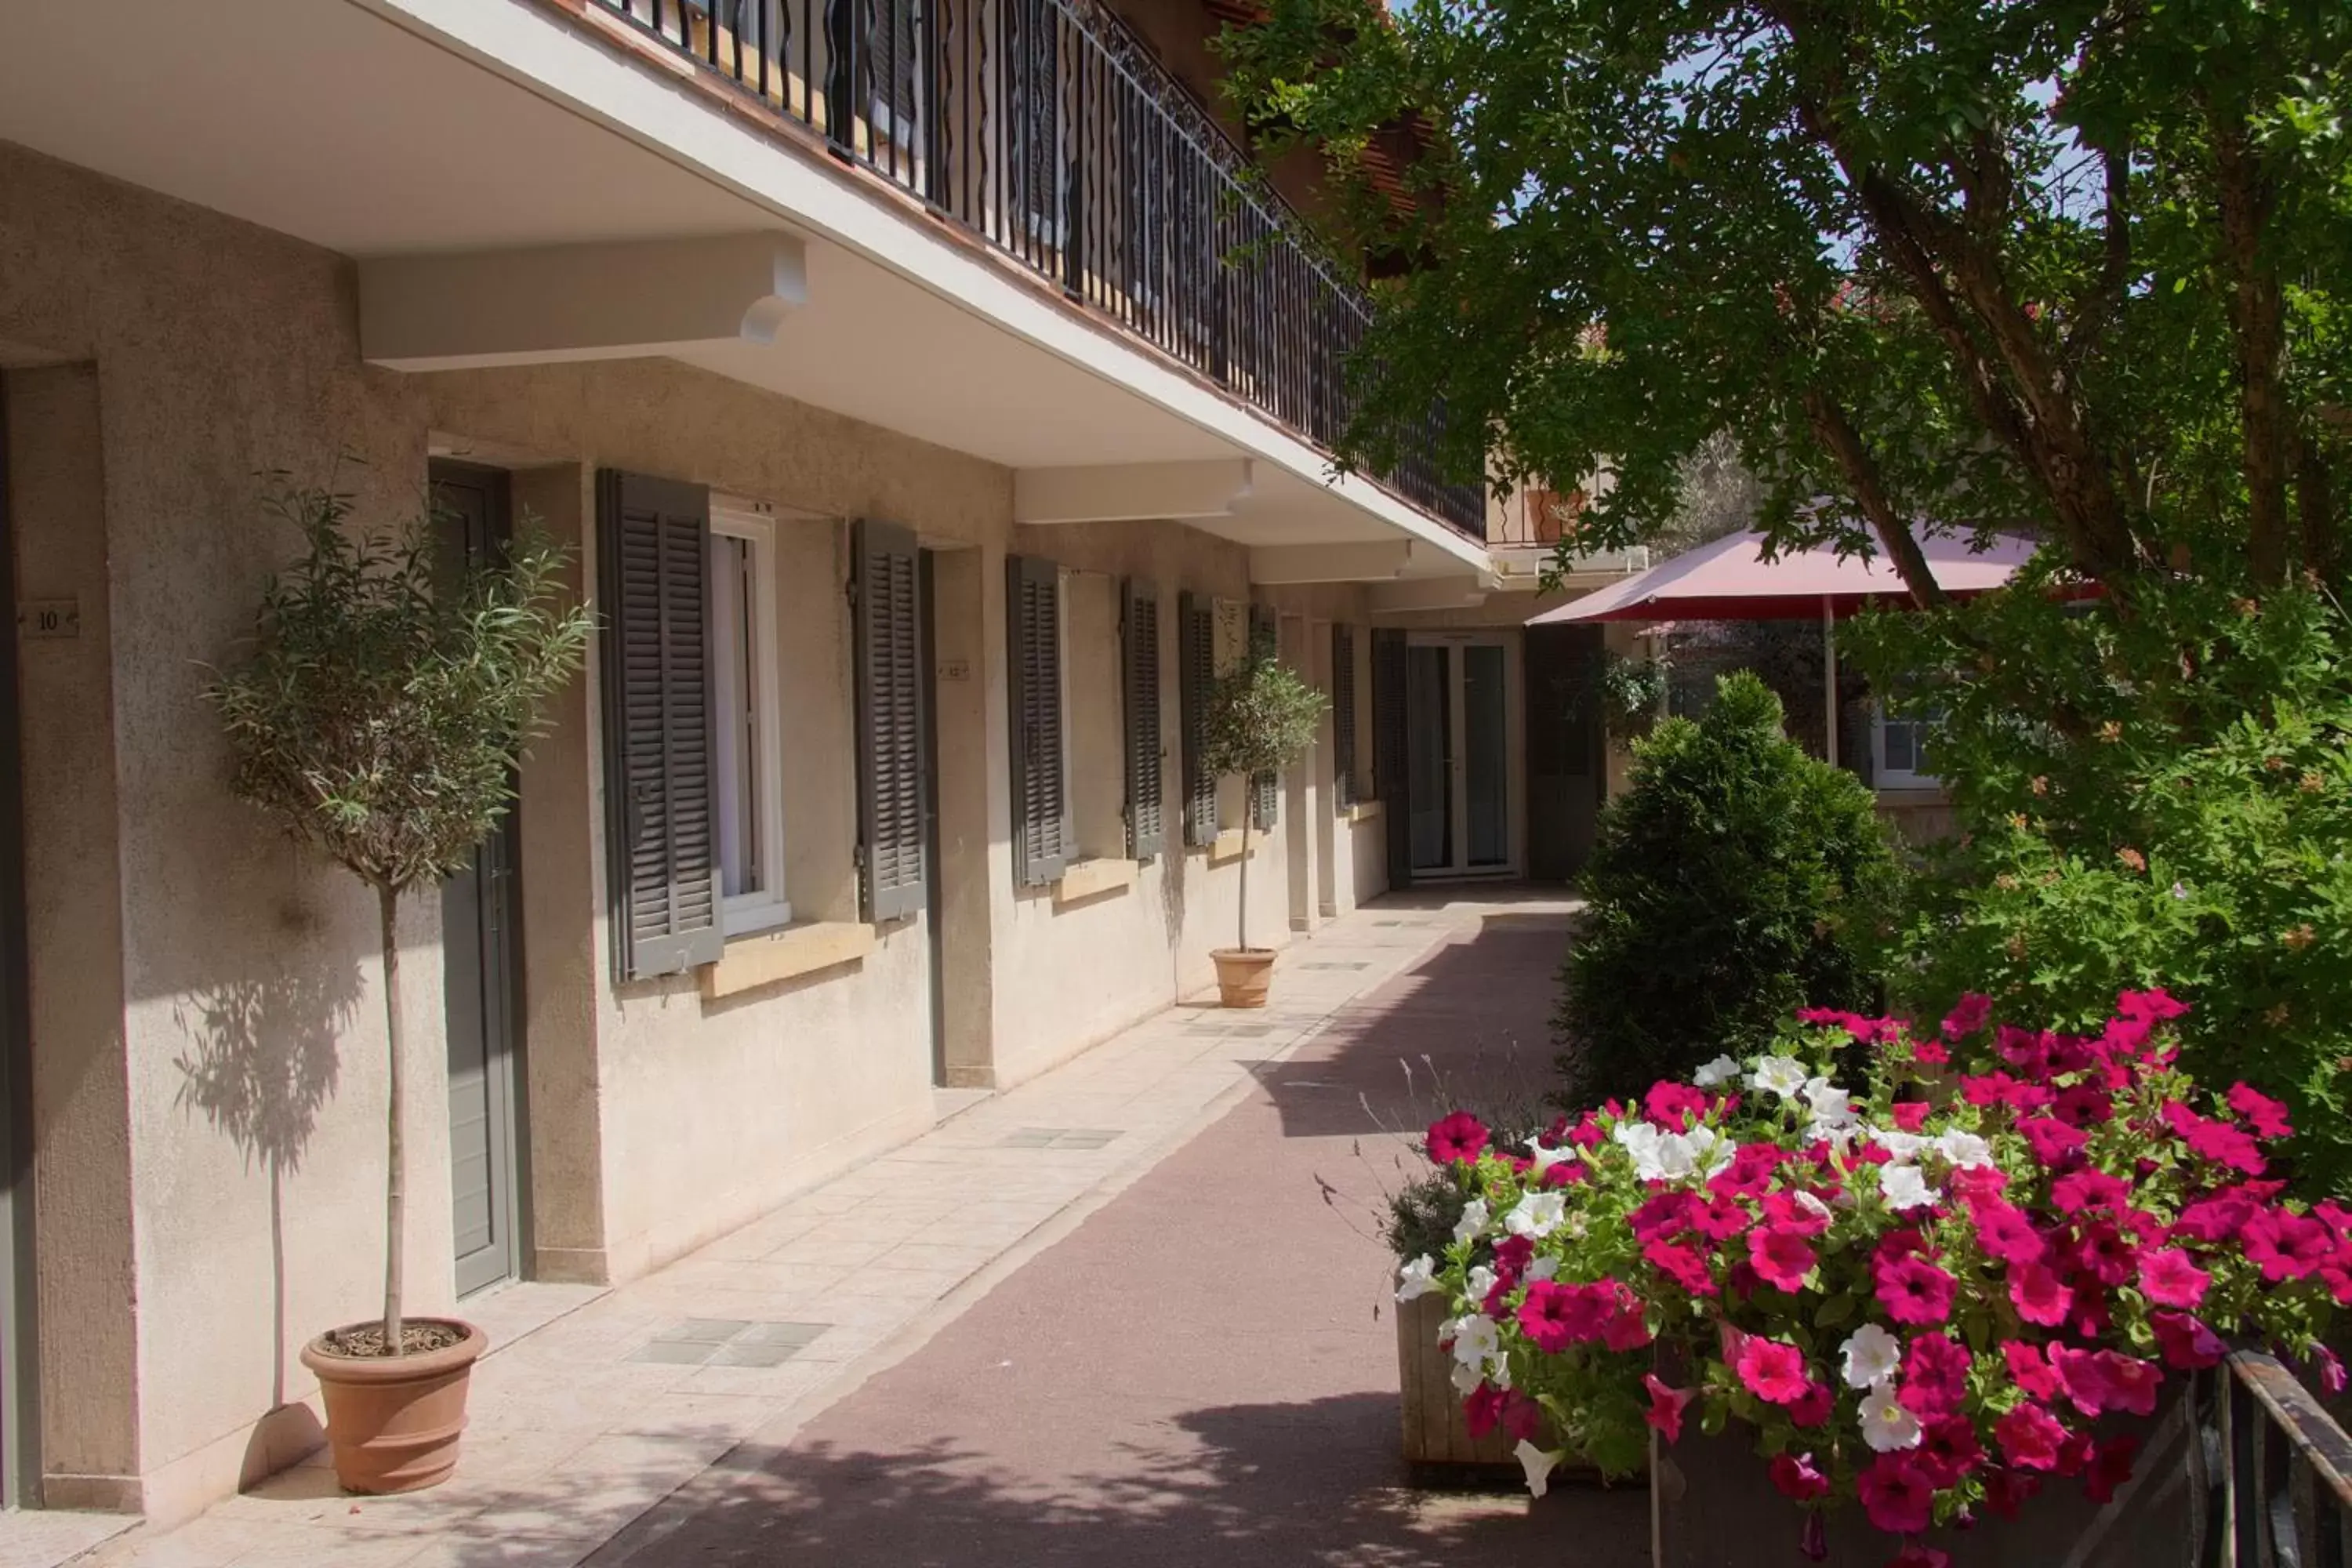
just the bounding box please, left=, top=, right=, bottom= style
left=1054, top=857, right=1136, bottom=905
left=1205, top=829, right=1261, bottom=865
left=699, top=920, right=876, bottom=1000
left=1341, top=798, right=1384, bottom=825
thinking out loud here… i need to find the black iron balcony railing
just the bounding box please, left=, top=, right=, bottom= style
left=592, top=0, right=1486, bottom=539
left=2195, top=1350, right=2352, bottom=1566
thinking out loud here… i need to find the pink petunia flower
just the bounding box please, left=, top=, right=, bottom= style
left=1692, top=1194, right=1755, bottom=1241
left=1762, top=1189, right=1833, bottom=1237
left=1736, top=1337, right=1813, bottom=1406
left=1910, top=1038, right=1950, bottom=1067
left=1645, top=1080, right=1709, bottom=1130
left=2051, top=1084, right=2114, bottom=1129
left=2084, top=1435, right=2140, bottom=1504
left=2074, top=1221, right=2139, bottom=1286
left=2003, top=1340, right=2063, bottom=1401
left=1876, top=1254, right=1958, bottom=1326
left=1917, top=1417, right=1984, bottom=1487
left=1748, top=1225, right=1818, bottom=1293
left=1996, top=1025, right=2055, bottom=1076
left=1769, top=1450, right=1831, bottom=1503
left=1644, top=1237, right=1719, bottom=1297
left=1462, top=1383, right=1506, bottom=1438
left=2138, top=1247, right=2211, bottom=1308
left=1629, top=1191, right=1701, bottom=1241
left=1994, top=1401, right=2071, bottom=1471
left=1943, top=992, right=1993, bottom=1040
left=2151, top=1312, right=2227, bottom=1370
left=1642, top=1374, right=1697, bottom=1443
left=1898, top=1332, right=1971, bottom=1421
left=2016, top=1116, right=2089, bottom=1167
left=1969, top=1198, right=2045, bottom=1265
left=2172, top=1187, right=2259, bottom=1243
left=1599, top=1284, right=1653, bottom=1352
left=1982, top=1466, right=2040, bottom=1519
left=2244, top=1209, right=2334, bottom=1281
left=1516, top=1283, right=1585, bottom=1352
left=1426, top=1112, right=1488, bottom=1166
left=1890, top=1100, right=1933, bottom=1132
left=1857, top=1453, right=1936, bottom=1534
left=2226, top=1082, right=2294, bottom=1140
left=2051, top=1170, right=2129, bottom=1214
left=2317, top=1347, right=2347, bottom=1396
left=1890, top=1548, right=1951, bottom=1568
left=2118, top=987, right=2190, bottom=1022
left=2095, top=1352, right=2161, bottom=1417
left=1788, top=1380, right=1835, bottom=1428
left=2008, top=1260, right=2071, bottom=1327
left=2046, top=1344, right=2111, bottom=1417
left=1711, top=1142, right=1784, bottom=1199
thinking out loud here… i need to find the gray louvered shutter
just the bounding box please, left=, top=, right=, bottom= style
left=1249, top=604, right=1279, bottom=831
left=855, top=520, right=927, bottom=922
left=1178, top=590, right=1218, bottom=846
left=1371, top=626, right=1412, bottom=889
left=597, top=469, right=724, bottom=981
left=1123, top=578, right=1164, bottom=860
left=1331, top=623, right=1358, bottom=808
left=1007, top=554, right=1069, bottom=885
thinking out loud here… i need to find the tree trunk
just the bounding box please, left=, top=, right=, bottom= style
left=1237, top=815, right=1253, bottom=951
left=377, top=880, right=405, bottom=1351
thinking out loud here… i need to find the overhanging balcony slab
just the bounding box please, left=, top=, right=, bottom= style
left=360, top=233, right=807, bottom=371
left=1013, top=460, right=1254, bottom=525
left=1247, top=543, right=1413, bottom=584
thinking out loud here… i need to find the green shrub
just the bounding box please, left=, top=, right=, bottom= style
left=1555, top=670, right=1899, bottom=1105
left=1853, top=575, right=2352, bottom=1196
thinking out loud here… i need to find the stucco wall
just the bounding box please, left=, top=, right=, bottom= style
left=0, top=140, right=453, bottom=1520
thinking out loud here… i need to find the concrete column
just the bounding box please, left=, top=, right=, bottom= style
left=932, top=545, right=997, bottom=1088
left=1279, top=613, right=1319, bottom=934
left=512, top=464, right=612, bottom=1284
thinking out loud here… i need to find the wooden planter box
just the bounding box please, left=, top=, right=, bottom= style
left=1652, top=1387, right=2195, bottom=1567
left=1397, top=1289, right=1523, bottom=1483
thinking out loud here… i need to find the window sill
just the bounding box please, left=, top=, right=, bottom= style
left=699, top=920, right=877, bottom=1000
left=1053, top=857, right=1135, bottom=906
left=1341, top=799, right=1384, bottom=825
left=1206, top=829, right=1258, bottom=865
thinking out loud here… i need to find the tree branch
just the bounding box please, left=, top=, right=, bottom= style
left=1801, top=387, right=1949, bottom=611
left=2211, top=114, right=2291, bottom=586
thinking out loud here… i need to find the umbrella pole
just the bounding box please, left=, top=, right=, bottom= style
left=1821, top=595, right=1839, bottom=768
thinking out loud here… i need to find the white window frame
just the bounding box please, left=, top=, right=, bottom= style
left=710, top=497, right=791, bottom=935
left=1871, top=702, right=1941, bottom=790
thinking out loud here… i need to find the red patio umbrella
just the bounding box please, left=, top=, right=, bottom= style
left=1529, top=530, right=2040, bottom=764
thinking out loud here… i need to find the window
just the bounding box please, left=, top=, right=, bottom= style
left=1330, top=623, right=1358, bottom=808
left=1007, top=554, right=1070, bottom=885
left=1178, top=591, right=1218, bottom=848
left=710, top=498, right=790, bottom=935
left=1872, top=704, right=1943, bottom=789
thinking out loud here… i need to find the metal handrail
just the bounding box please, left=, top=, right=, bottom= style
left=588, top=0, right=1486, bottom=538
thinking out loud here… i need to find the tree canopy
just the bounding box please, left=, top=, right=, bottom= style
left=1222, top=1, right=2352, bottom=601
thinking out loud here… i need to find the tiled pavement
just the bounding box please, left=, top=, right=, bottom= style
left=74, top=894, right=1575, bottom=1568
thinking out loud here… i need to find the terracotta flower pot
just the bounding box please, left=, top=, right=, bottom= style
left=299, top=1319, right=485, bottom=1494
left=1211, top=947, right=1276, bottom=1008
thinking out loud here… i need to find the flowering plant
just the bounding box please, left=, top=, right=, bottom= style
left=1398, top=989, right=2350, bottom=1565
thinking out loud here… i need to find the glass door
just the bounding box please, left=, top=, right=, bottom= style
left=1405, top=636, right=1515, bottom=877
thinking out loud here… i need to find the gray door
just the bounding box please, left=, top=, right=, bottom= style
left=1524, top=623, right=1606, bottom=882
left=431, top=463, right=525, bottom=1298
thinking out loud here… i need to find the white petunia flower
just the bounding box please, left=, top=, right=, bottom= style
left=1693, top=1054, right=1740, bottom=1088
left=1795, top=1190, right=1835, bottom=1225
left=1839, top=1323, right=1903, bottom=1390
left=1450, top=1360, right=1484, bottom=1396
left=1527, top=1141, right=1572, bottom=1178
left=1448, top=1315, right=1500, bottom=1369
left=1505, top=1190, right=1567, bottom=1240
left=1685, top=1125, right=1736, bottom=1179
left=1751, top=1056, right=1810, bottom=1099
left=1860, top=1386, right=1923, bottom=1452
left=1879, top=1163, right=1942, bottom=1212
left=1453, top=1197, right=1490, bottom=1245
left=1396, top=1255, right=1440, bottom=1302
left=1526, top=1254, right=1560, bottom=1283
left=1935, top=1129, right=1994, bottom=1169
left=1615, top=1122, right=1669, bottom=1181
left=1804, top=1077, right=1859, bottom=1132
left=1466, top=1265, right=1497, bottom=1304
left=1515, top=1439, right=1567, bottom=1499
left=1650, top=1131, right=1699, bottom=1181
left=1871, top=1127, right=1929, bottom=1161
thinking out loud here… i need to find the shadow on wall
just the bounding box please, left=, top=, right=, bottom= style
left=315, top=1393, right=1641, bottom=1568
left=171, top=955, right=361, bottom=1407
left=1160, top=837, right=1189, bottom=997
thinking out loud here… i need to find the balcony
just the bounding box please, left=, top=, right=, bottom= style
left=588, top=0, right=1486, bottom=539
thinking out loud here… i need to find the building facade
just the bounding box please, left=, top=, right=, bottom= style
left=0, top=0, right=1638, bottom=1525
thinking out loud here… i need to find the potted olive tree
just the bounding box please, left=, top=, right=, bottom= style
left=206, top=480, right=590, bottom=1493
left=1198, top=630, right=1327, bottom=1007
